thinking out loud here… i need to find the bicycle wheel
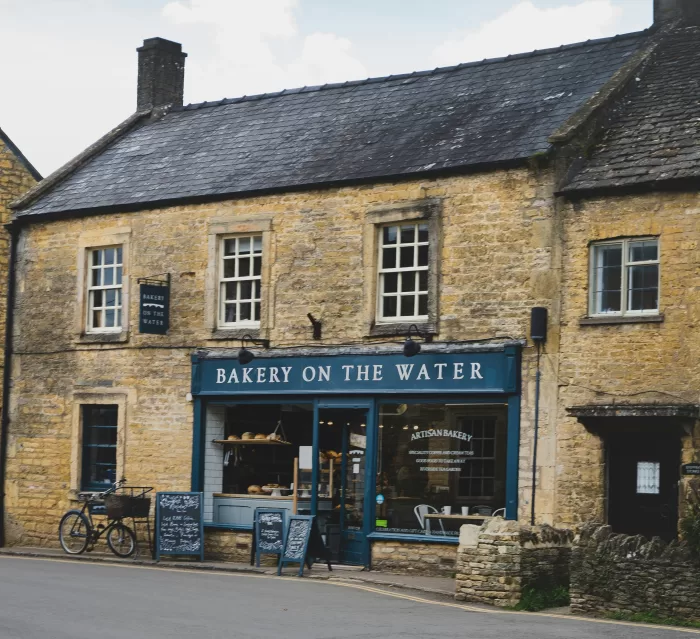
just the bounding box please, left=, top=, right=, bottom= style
left=106, top=523, right=136, bottom=558
left=58, top=511, right=91, bottom=555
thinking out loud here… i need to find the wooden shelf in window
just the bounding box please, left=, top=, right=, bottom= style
left=212, top=439, right=292, bottom=446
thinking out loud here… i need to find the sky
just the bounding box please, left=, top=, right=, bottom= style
left=0, top=0, right=654, bottom=176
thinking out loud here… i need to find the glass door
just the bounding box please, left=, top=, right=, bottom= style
left=318, top=406, right=370, bottom=566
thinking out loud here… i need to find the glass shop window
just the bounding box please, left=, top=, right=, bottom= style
left=81, top=404, right=118, bottom=491
left=376, top=404, right=507, bottom=536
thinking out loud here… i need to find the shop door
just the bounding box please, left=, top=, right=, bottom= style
left=317, top=406, right=370, bottom=566
left=607, top=434, right=680, bottom=542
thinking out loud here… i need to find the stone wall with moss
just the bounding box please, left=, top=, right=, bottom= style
left=571, top=523, right=700, bottom=621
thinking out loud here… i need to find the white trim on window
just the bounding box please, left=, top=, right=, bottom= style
left=87, top=246, right=123, bottom=333
left=589, top=237, right=660, bottom=317
left=218, top=235, right=262, bottom=328
left=376, top=222, right=430, bottom=323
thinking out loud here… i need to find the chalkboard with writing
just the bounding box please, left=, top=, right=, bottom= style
left=155, top=492, right=204, bottom=561
left=254, top=508, right=286, bottom=567
left=278, top=515, right=313, bottom=576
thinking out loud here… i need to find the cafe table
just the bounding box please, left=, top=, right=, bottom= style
left=423, top=513, right=492, bottom=535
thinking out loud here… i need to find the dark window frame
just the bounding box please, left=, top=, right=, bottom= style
left=81, top=404, right=118, bottom=491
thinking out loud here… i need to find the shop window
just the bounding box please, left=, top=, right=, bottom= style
left=636, top=461, right=661, bottom=495
left=81, top=405, right=118, bottom=491
left=376, top=404, right=507, bottom=536
left=87, top=246, right=123, bottom=332
left=590, top=238, right=659, bottom=316
left=377, top=223, right=429, bottom=322
left=219, top=235, right=262, bottom=328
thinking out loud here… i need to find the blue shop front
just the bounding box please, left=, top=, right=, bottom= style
left=191, top=344, right=521, bottom=568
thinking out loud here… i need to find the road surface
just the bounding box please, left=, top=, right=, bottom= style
left=0, top=556, right=696, bottom=638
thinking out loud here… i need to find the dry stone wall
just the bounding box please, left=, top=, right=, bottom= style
left=370, top=540, right=458, bottom=576
left=455, top=519, right=572, bottom=607
left=570, top=523, right=700, bottom=622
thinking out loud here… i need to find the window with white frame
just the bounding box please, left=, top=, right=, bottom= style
left=636, top=461, right=660, bottom=495
left=219, top=236, right=262, bottom=327
left=377, top=222, right=429, bottom=321
left=87, top=246, right=123, bottom=332
left=590, top=238, right=659, bottom=316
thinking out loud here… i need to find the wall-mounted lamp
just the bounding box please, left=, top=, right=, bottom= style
left=403, top=324, right=425, bottom=357
left=237, top=334, right=270, bottom=365
left=307, top=313, right=322, bottom=340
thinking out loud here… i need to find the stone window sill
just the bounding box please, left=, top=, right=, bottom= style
left=368, top=322, right=437, bottom=339
left=77, top=332, right=129, bottom=344
left=208, top=328, right=261, bottom=341
left=579, top=314, right=664, bottom=326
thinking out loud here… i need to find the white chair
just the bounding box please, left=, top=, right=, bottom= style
left=492, top=508, right=506, bottom=518
left=414, top=504, right=446, bottom=535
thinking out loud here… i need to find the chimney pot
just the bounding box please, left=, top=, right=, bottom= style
left=136, top=37, right=187, bottom=111
left=654, top=0, right=700, bottom=25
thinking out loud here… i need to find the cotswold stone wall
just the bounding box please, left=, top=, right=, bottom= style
left=371, top=540, right=458, bottom=576
left=6, top=167, right=561, bottom=546
left=557, top=192, right=700, bottom=527
left=570, top=523, right=700, bottom=621
left=204, top=528, right=253, bottom=563
left=455, top=519, right=572, bottom=607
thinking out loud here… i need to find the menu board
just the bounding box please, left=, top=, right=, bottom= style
left=155, top=492, right=204, bottom=561
left=277, top=515, right=332, bottom=577
left=254, top=508, right=285, bottom=567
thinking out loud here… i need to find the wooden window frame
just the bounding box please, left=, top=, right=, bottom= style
left=86, top=246, right=124, bottom=333
left=218, top=235, right=263, bottom=329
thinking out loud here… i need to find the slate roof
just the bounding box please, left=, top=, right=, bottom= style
left=15, top=32, right=648, bottom=218
left=563, top=26, right=700, bottom=194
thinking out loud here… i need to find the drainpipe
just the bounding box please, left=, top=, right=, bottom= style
left=0, top=222, right=19, bottom=547
left=530, top=342, right=541, bottom=526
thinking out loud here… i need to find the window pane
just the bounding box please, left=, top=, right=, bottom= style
left=105, top=309, right=115, bottom=327
left=383, top=296, right=397, bottom=317
left=417, top=245, right=429, bottom=267
left=418, top=224, right=429, bottom=243
left=400, top=246, right=414, bottom=268
left=253, top=236, right=262, bottom=253
left=253, top=256, right=262, bottom=276
left=225, top=304, right=237, bottom=323
left=400, top=225, right=415, bottom=244
left=401, top=272, right=416, bottom=292
left=225, top=282, right=238, bottom=301
left=224, top=239, right=236, bottom=256
left=104, top=248, right=115, bottom=265
left=104, top=268, right=114, bottom=286
left=383, top=226, right=397, bottom=245
left=116, top=247, right=123, bottom=264
left=418, top=271, right=428, bottom=292
left=92, top=310, right=102, bottom=328
left=628, top=264, right=659, bottom=311
left=240, top=280, right=253, bottom=300
left=239, top=237, right=251, bottom=254
left=117, top=309, right=122, bottom=327
left=105, top=289, right=115, bottom=306
left=116, top=267, right=122, bottom=285
left=239, top=258, right=250, bottom=278
left=594, top=244, right=623, bottom=313
left=92, top=269, right=101, bottom=287
left=82, top=405, right=118, bottom=490
left=383, top=272, right=398, bottom=294
left=223, top=259, right=236, bottom=278
left=240, top=303, right=252, bottom=321
left=92, top=290, right=103, bottom=308
left=598, top=289, right=621, bottom=314
left=254, top=302, right=261, bottom=321
left=418, top=294, right=428, bottom=316
left=253, top=280, right=261, bottom=298
left=92, top=251, right=101, bottom=266
left=382, top=248, right=396, bottom=269
left=400, top=295, right=415, bottom=317
left=637, top=462, right=660, bottom=494
left=629, top=241, right=658, bottom=263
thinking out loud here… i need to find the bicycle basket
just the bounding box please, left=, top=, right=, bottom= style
left=104, top=494, right=151, bottom=519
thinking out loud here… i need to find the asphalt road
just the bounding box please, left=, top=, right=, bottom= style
left=0, top=556, right=696, bottom=639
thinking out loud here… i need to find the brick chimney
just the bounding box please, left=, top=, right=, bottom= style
left=136, top=37, right=187, bottom=111
left=654, top=0, right=700, bottom=25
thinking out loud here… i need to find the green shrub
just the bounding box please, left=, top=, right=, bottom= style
left=606, top=611, right=700, bottom=629
left=514, top=586, right=570, bottom=612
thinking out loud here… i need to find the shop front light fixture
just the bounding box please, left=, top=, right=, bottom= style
left=402, top=324, right=431, bottom=357
left=237, top=334, right=270, bottom=365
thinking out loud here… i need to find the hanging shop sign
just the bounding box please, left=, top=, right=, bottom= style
left=138, top=274, right=170, bottom=335
left=192, top=348, right=519, bottom=396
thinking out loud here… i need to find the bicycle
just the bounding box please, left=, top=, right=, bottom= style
left=58, top=479, right=150, bottom=558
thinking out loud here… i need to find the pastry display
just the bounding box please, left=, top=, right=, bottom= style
left=227, top=434, right=240, bottom=441
left=254, top=433, right=267, bottom=440
left=247, top=485, right=262, bottom=494
left=241, top=432, right=255, bottom=440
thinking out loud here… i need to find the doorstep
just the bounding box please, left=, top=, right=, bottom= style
left=0, top=546, right=455, bottom=599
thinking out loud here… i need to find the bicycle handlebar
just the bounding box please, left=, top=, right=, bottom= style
left=96, top=478, right=126, bottom=500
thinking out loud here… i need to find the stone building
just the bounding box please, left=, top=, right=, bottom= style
left=2, top=0, right=700, bottom=572
left=0, top=127, right=40, bottom=546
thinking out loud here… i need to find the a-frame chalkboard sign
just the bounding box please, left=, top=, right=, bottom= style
left=155, top=492, right=204, bottom=562
left=278, top=515, right=332, bottom=577
left=253, top=508, right=286, bottom=567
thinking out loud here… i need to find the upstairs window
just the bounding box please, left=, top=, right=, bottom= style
left=590, top=238, right=659, bottom=316
left=219, top=236, right=262, bottom=327
left=87, top=246, right=123, bottom=332
left=377, top=223, right=429, bottom=322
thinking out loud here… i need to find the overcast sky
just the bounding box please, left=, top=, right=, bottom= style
left=0, top=0, right=653, bottom=176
